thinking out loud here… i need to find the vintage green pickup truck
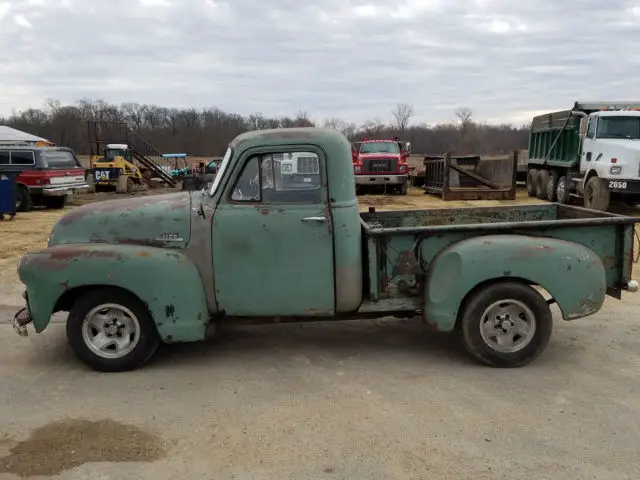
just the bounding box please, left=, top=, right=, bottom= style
left=13, top=128, right=639, bottom=372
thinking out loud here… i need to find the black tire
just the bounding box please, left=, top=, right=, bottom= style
left=536, top=170, right=550, bottom=200
left=584, top=176, right=610, bottom=211
left=546, top=171, right=559, bottom=202
left=556, top=176, right=571, bottom=204
left=66, top=288, right=161, bottom=372
left=526, top=169, right=538, bottom=197
left=399, top=182, right=408, bottom=195
left=15, top=185, right=32, bottom=212
left=459, top=281, right=553, bottom=368
left=43, top=196, right=67, bottom=209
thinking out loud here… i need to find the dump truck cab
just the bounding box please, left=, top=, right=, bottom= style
left=527, top=101, right=640, bottom=210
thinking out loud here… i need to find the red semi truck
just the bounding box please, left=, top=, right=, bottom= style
left=351, top=138, right=411, bottom=195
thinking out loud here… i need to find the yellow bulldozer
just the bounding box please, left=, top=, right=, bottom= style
left=88, top=143, right=146, bottom=193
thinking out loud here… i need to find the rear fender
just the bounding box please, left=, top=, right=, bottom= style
left=423, top=235, right=606, bottom=331
left=18, top=243, right=209, bottom=342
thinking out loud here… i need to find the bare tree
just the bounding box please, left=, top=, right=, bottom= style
left=392, top=103, right=414, bottom=132
left=0, top=99, right=530, bottom=156
left=454, top=107, right=473, bottom=126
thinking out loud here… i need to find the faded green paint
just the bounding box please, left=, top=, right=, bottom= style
left=49, top=192, right=192, bottom=249
left=422, top=235, right=606, bottom=331
left=18, top=243, right=209, bottom=342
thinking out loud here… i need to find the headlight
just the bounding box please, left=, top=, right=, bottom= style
left=610, top=166, right=621, bottom=174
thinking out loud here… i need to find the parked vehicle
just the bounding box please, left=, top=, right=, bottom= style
left=13, top=128, right=638, bottom=372
left=180, top=157, right=223, bottom=191
left=527, top=101, right=640, bottom=211
left=352, top=138, right=411, bottom=194
left=0, top=146, right=88, bottom=211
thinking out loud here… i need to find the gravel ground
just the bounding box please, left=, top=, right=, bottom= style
left=0, top=293, right=639, bottom=479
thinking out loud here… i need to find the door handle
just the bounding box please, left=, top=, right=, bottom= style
left=301, top=216, right=327, bottom=223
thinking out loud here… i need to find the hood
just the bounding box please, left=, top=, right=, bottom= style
left=49, top=192, right=192, bottom=249
left=358, top=152, right=400, bottom=159
left=597, top=138, right=640, bottom=152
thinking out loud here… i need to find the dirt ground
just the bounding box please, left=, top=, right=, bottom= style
left=1, top=186, right=640, bottom=479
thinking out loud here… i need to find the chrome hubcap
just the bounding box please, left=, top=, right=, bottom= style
left=480, top=299, right=536, bottom=353
left=81, top=303, right=140, bottom=359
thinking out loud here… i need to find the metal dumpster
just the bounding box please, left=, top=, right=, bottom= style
left=0, top=171, right=19, bottom=219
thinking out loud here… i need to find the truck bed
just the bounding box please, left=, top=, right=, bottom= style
left=359, top=203, right=636, bottom=312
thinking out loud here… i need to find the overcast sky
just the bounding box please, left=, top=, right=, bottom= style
left=1, top=0, right=639, bottom=126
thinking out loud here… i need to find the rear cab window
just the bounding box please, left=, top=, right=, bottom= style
left=41, top=150, right=82, bottom=169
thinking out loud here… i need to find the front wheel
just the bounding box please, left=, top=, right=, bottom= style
left=398, top=182, right=408, bottom=195
left=458, top=281, right=553, bottom=368
left=66, top=288, right=161, bottom=372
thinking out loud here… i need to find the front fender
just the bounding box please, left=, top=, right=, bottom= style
left=423, top=235, right=606, bottom=331
left=18, top=243, right=209, bottom=342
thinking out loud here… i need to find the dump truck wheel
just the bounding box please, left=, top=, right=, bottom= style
left=399, top=182, right=408, bottom=195
left=526, top=169, right=538, bottom=197
left=536, top=170, right=550, bottom=200
left=15, top=185, right=32, bottom=212
left=556, top=176, right=571, bottom=204
left=459, top=281, right=553, bottom=368
left=66, top=287, right=161, bottom=372
left=584, top=176, right=610, bottom=211
left=545, top=171, right=559, bottom=202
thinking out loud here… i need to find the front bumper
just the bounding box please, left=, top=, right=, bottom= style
left=30, top=183, right=90, bottom=197
left=355, top=174, right=408, bottom=186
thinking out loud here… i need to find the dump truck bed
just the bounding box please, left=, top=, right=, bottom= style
left=359, top=203, right=636, bottom=310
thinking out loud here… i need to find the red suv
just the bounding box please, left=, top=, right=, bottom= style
left=0, top=146, right=89, bottom=211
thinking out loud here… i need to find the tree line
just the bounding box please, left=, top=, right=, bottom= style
left=1, top=100, right=531, bottom=157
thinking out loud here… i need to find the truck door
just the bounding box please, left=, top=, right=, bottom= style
left=581, top=116, right=598, bottom=170
left=211, top=147, right=335, bottom=316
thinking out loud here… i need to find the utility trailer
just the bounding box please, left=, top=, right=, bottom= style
left=527, top=101, right=640, bottom=211
left=422, top=152, right=518, bottom=201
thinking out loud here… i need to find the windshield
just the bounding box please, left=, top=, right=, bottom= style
left=597, top=116, right=640, bottom=140
left=42, top=150, right=81, bottom=169
left=360, top=141, right=400, bottom=154
left=209, top=147, right=232, bottom=196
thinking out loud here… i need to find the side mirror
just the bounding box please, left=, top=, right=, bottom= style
left=405, top=142, right=411, bottom=154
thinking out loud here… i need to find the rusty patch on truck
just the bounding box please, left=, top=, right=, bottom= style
left=392, top=250, right=421, bottom=276
left=49, top=247, right=124, bottom=261
left=0, top=419, right=165, bottom=478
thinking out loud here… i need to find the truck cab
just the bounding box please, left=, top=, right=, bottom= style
left=351, top=138, right=411, bottom=195
left=13, top=128, right=638, bottom=373
left=527, top=101, right=640, bottom=210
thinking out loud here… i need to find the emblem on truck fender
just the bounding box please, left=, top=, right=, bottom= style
left=156, top=233, right=183, bottom=242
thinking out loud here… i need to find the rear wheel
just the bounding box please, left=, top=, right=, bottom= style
left=15, top=185, right=32, bottom=212
left=526, top=169, right=539, bottom=197
left=584, top=176, right=610, bottom=211
left=556, top=176, right=571, bottom=204
left=546, top=171, right=559, bottom=202
left=459, top=281, right=553, bottom=368
left=66, top=288, right=161, bottom=372
left=536, top=170, right=550, bottom=200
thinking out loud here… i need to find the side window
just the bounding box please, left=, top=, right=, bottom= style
left=230, top=151, right=322, bottom=204
left=10, top=151, right=35, bottom=165
left=231, top=156, right=261, bottom=201
left=0, top=152, right=9, bottom=165
left=586, top=118, right=597, bottom=139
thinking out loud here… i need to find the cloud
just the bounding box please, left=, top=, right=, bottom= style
left=0, top=0, right=638, bottom=125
